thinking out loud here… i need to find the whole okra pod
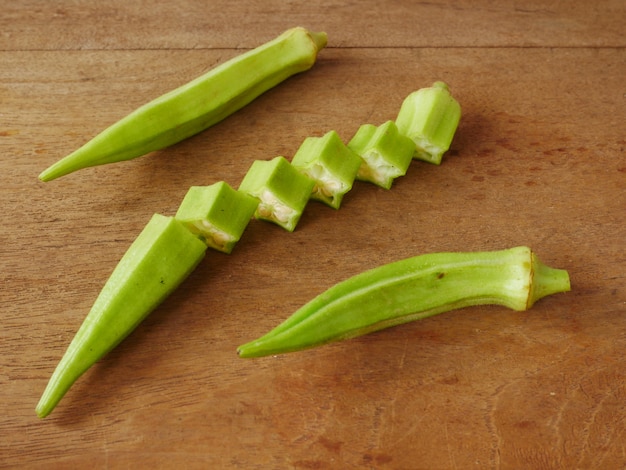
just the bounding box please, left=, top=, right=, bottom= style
left=237, top=246, right=570, bottom=358
left=39, top=27, right=327, bottom=181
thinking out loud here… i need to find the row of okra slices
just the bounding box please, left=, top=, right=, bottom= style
left=34, top=81, right=461, bottom=419
left=175, top=81, right=461, bottom=252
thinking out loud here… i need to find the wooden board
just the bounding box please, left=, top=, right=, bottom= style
left=1, top=1, right=625, bottom=468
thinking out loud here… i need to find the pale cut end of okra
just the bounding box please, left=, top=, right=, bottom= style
left=238, top=156, right=315, bottom=232
left=291, top=130, right=362, bottom=209
left=395, top=81, right=461, bottom=165
left=175, top=182, right=259, bottom=254
left=347, top=120, right=416, bottom=189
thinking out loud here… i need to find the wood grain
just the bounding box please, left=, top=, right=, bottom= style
left=1, top=1, right=623, bottom=49
left=1, top=1, right=625, bottom=469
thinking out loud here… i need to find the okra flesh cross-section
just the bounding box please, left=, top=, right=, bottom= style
left=348, top=121, right=415, bottom=189
left=175, top=182, right=259, bottom=253
left=291, top=130, right=362, bottom=209
left=35, top=214, right=207, bottom=418
left=237, top=247, right=570, bottom=358
left=395, top=81, right=461, bottom=165
left=239, top=156, right=315, bottom=232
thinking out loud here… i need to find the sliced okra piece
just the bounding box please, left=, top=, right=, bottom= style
left=347, top=120, right=415, bottom=189
left=36, top=214, right=207, bottom=418
left=395, top=81, right=461, bottom=165
left=238, top=156, right=315, bottom=232
left=175, top=182, right=259, bottom=254
left=291, top=130, right=362, bottom=209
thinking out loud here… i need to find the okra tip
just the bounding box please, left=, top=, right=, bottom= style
left=431, top=81, right=450, bottom=91
left=38, top=151, right=91, bottom=182
left=38, top=161, right=70, bottom=182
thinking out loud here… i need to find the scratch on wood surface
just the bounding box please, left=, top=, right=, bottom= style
left=549, top=392, right=568, bottom=460
left=388, top=415, right=426, bottom=451
left=444, top=421, right=458, bottom=470
left=576, top=388, right=608, bottom=467
left=387, top=394, right=397, bottom=445
left=484, top=380, right=515, bottom=469
left=397, top=337, right=409, bottom=370
left=575, top=368, right=625, bottom=469
left=371, top=405, right=384, bottom=450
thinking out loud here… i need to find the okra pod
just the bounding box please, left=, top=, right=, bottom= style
left=237, top=247, right=570, bottom=358
left=38, top=27, right=327, bottom=181
left=36, top=214, right=207, bottom=418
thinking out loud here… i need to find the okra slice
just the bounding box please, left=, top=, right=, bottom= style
left=395, top=81, right=461, bottom=165
left=291, top=130, right=362, bottom=209
left=239, top=156, right=315, bottom=232
left=175, top=182, right=259, bottom=253
left=347, top=121, right=415, bottom=189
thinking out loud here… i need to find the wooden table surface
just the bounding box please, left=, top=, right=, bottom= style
left=2, top=1, right=624, bottom=468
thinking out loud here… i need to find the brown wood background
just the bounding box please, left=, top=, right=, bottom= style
left=2, top=1, right=624, bottom=468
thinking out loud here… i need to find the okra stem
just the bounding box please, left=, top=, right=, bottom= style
left=39, top=27, right=327, bottom=181
left=237, top=247, right=570, bottom=358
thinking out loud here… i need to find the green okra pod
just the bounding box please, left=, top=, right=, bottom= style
left=36, top=214, right=207, bottom=418
left=39, top=27, right=327, bottom=182
left=237, top=246, right=570, bottom=358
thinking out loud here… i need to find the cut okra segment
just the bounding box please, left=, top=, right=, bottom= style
left=36, top=214, right=207, bottom=418
left=395, top=81, right=461, bottom=165
left=291, top=130, right=362, bottom=209
left=239, top=156, right=315, bottom=232
left=175, top=182, right=259, bottom=254
left=347, top=120, right=415, bottom=189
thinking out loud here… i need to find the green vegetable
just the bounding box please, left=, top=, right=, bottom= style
left=348, top=120, right=415, bottom=189
left=291, top=130, right=362, bottom=209
left=36, top=214, right=207, bottom=418
left=237, top=246, right=570, bottom=358
left=38, top=27, right=328, bottom=182
left=175, top=182, right=258, bottom=253
left=37, top=79, right=467, bottom=416
left=239, top=156, right=315, bottom=232
left=395, top=81, right=461, bottom=164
